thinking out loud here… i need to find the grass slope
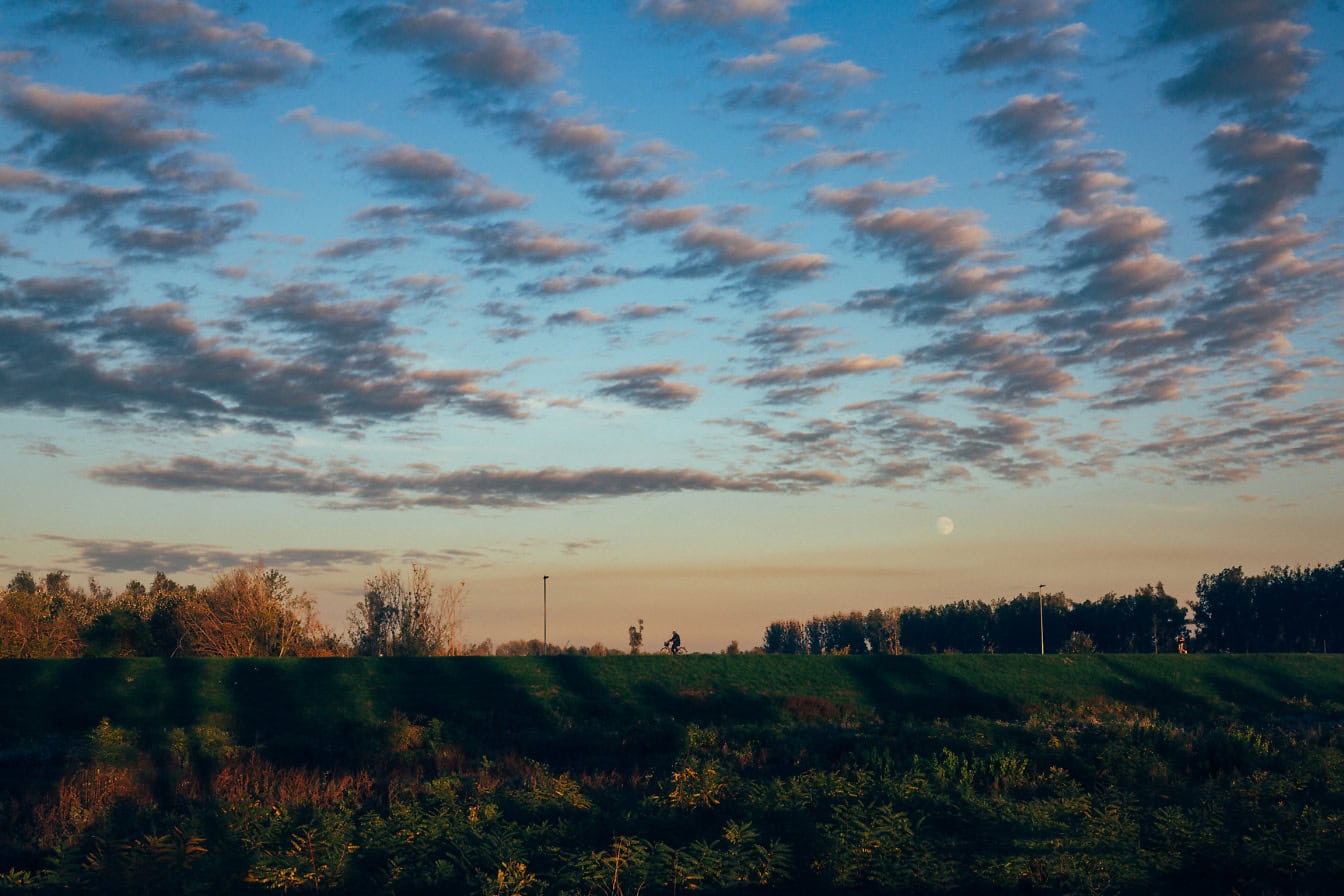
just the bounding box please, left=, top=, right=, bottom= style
left=4, top=654, right=1342, bottom=761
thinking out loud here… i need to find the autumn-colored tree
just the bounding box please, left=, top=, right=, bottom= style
left=180, top=565, right=325, bottom=657
left=0, top=571, right=83, bottom=657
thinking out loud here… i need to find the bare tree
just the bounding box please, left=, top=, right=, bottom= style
left=347, top=564, right=466, bottom=656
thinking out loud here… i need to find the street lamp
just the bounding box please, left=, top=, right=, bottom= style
left=543, top=575, right=549, bottom=655
left=1038, top=584, right=1046, bottom=655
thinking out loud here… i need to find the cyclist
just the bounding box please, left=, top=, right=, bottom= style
left=663, top=631, right=682, bottom=654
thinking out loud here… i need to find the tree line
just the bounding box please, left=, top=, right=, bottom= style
left=5, top=558, right=1341, bottom=658
left=763, top=560, right=1344, bottom=654
left=0, top=564, right=464, bottom=658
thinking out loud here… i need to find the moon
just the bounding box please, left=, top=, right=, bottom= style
left=936, top=516, right=955, bottom=536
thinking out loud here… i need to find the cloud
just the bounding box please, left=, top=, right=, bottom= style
left=615, top=303, right=686, bottom=320
left=0, top=280, right=528, bottom=429
left=739, top=311, right=834, bottom=360
left=343, top=2, right=568, bottom=91
left=41, top=534, right=385, bottom=575
left=0, top=80, right=204, bottom=175
left=845, top=264, right=1021, bottom=326
left=910, top=328, right=1076, bottom=406
left=648, top=219, right=828, bottom=296
left=279, top=106, right=387, bottom=142
left=775, top=33, right=831, bottom=54
left=849, top=206, right=991, bottom=274
left=718, top=51, right=783, bottom=74
left=935, top=0, right=1087, bottom=30
left=546, top=308, right=610, bottom=327
left=714, top=416, right=858, bottom=465
left=1198, top=123, right=1323, bottom=236
left=88, top=454, right=842, bottom=509
left=316, top=236, right=412, bottom=260
left=675, top=221, right=797, bottom=266
left=478, top=300, right=534, bottom=342
left=99, top=199, right=257, bottom=260
left=805, top=178, right=941, bottom=216
left=1138, top=398, right=1344, bottom=483
left=1160, top=20, right=1315, bottom=112
left=843, top=399, right=1062, bottom=486
left=513, top=110, right=686, bottom=205
left=445, top=220, right=599, bottom=265
left=523, top=272, right=626, bottom=296
left=625, top=204, right=709, bottom=233
left=974, top=93, right=1086, bottom=155
left=22, top=440, right=71, bottom=458
left=732, top=354, right=902, bottom=404
left=634, top=0, right=794, bottom=29
left=361, top=143, right=531, bottom=217
left=1142, top=3, right=1317, bottom=114
left=1048, top=203, right=1169, bottom=271
left=783, top=148, right=894, bottom=174
left=43, top=0, right=317, bottom=102
left=765, top=122, right=820, bottom=142
left=590, top=362, right=700, bottom=409
left=1032, top=150, right=1131, bottom=211
left=0, top=276, right=115, bottom=318
left=951, top=22, right=1088, bottom=71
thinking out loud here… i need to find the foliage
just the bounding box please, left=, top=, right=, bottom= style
left=5, top=655, right=1344, bottom=893
left=1194, top=561, right=1344, bottom=652
left=767, top=586, right=1191, bottom=655
left=347, top=565, right=466, bottom=656
left=181, top=566, right=328, bottom=658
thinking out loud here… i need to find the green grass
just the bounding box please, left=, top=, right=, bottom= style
left=4, top=654, right=1344, bottom=893
left=5, top=654, right=1342, bottom=759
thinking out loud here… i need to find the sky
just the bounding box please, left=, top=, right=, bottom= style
left=2, top=0, right=1342, bottom=653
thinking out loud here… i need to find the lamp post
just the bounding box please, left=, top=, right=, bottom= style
left=543, top=575, right=549, bottom=655
left=1038, top=584, right=1046, bottom=656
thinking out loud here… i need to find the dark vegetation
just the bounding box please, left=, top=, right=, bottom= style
left=5, top=560, right=1341, bottom=660
left=763, top=562, right=1344, bottom=656
left=2, top=559, right=1342, bottom=891
left=2, top=655, right=1344, bottom=894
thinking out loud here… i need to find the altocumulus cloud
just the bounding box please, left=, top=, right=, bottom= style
left=88, top=455, right=844, bottom=509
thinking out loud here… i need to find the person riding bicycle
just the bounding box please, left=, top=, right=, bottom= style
left=663, top=631, right=682, bottom=654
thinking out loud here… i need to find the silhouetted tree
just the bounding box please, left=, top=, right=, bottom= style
left=348, top=565, right=465, bottom=656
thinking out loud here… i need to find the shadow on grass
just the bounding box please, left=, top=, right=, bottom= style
left=844, top=656, right=1021, bottom=722
left=224, top=658, right=559, bottom=769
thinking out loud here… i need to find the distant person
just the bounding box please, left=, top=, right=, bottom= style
left=1176, top=633, right=1187, bottom=654
left=663, top=631, right=682, bottom=654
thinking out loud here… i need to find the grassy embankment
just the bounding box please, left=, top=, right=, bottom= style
left=3, top=654, right=1344, bottom=893
left=4, top=654, right=1342, bottom=757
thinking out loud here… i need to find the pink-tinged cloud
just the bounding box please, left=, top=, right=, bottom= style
left=806, top=178, right=941, bottom=216
left=280, top=106, right=387, bottom=142
left=952, top=22, right=1089, bottom=72
left=974, top=93, right=1087, bottom=155
left=636, top=0, right=794, bottom=28
left=626, top=205, right=708, bottom=232
left=547, top=308, right=610, bottom=326
left=736, top=354, right=903, bottom=405
left=345, top=3, right=568, bottom=89
left=1, top=81, right=204, bottom=174
left=45, top=0, right=317, bottom=101
left=850, top=206, right=992, bottom=273
left=784, top=148, right=894, bottom=173
left=676, top=222, right=800, bottom=266
left=362, top=143, right=530, bottom=216
left=590, top=362, right=701, bottom=409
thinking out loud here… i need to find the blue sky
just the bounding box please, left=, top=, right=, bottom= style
left=2, top=0, right=1342, bottom=651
